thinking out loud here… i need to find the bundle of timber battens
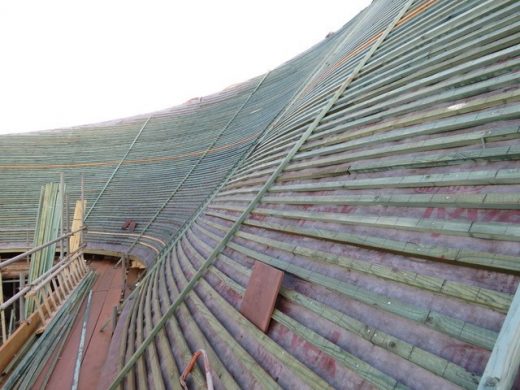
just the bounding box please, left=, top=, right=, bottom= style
left=26, top=183, right=64, bottom=316
left=1, top=272, right=95, bottom=389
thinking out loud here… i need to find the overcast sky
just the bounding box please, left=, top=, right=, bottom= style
left=0, top=1, right=371, bottom=135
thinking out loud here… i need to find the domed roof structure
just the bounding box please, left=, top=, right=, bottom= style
left=1, top=0, right=519, bottom=388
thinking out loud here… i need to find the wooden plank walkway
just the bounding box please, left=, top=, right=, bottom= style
left=34, top=260, right=122, bottom=389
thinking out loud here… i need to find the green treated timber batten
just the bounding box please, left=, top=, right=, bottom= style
left=348, top=49, right=519, bottom=131
left=125, top=267, right=144, bottom=387
left=148, top=271, right=180, bottom=389
left=270, top=168, right=520, bottom=193
left=349, top=145, right=520, bottom=173
left=289, top=125, right=520, bottom=171
left=214, top=192, right=520, bottom=210
left=219, top=166, right=520, bottom=197
left=224, top=238, right=497, bottom=350
left=239, top=217, right=520, bottom=273
left=26, top=182, right=63, bottom=316
left=126, top=273, right=148, bottom=372
left=136, top=268, right=153, bottom=389
left=141, top=268, right=166, bottom=390
left=251, top=207, right=520, bottom=243
left=478, top=284, right=520, bottom=390
left=228, top=129, right=520, bottom=184
left=116, top=286, right=138, bottom=380
left=214, top=206, right=517, bottom=274
left=85, top=116, right=151, bottom=220
left=122, top=283, right=141, bottom=389
left=160, top=264, right=208, bottom=389
left=162, top=257, right=235, bottom=389
left=229, top=228, right=511, bottom=313
left=260, top=192, right=520, bottom=210
left=208, top=205, right=520, bottom=280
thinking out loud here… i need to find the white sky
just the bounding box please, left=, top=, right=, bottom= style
left=0, top=0, right=371, bottom=135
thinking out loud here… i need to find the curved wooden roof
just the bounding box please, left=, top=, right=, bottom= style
left=1, top=0, right=519, bottom=388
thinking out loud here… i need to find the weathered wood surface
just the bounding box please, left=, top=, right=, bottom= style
left=478, top=285, right=520, bottom=390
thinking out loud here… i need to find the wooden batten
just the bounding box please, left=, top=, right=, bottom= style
left=70, top=200, right=86, bottom=253
left=0, top=310, right=42, bottom=375
left=478, top=285, right=520, bottom=390
left=0, top=261, right=29, bottom=279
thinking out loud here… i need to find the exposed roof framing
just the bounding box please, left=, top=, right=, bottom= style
left=0, top=0, right=519, bottom=388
